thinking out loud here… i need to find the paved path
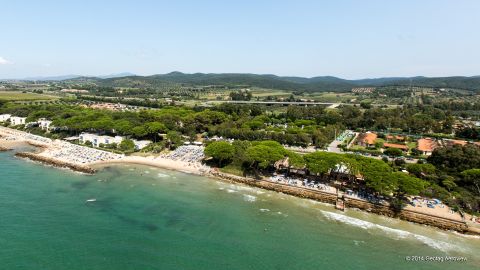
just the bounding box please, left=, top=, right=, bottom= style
left=327, top=139, right=343, bottom=153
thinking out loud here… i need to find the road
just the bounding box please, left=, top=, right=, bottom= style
left=327, top=138, right=343, bottom=153
left=206, top=100, right=401, bottom=108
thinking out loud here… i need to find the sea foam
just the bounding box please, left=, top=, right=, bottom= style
left=320, top=210, right=462, bottom=253
left=243, top=194, right=257, bottom=202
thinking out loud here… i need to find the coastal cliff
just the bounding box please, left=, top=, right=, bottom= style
left=15, top=152, right=97, bottom=174
left=210, top=171, right=477, bottom=235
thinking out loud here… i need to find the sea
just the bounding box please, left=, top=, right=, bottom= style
left=0, top=150, right=479, bottom=270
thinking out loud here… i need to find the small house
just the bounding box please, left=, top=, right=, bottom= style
left=357, top=132, right=377, bottom=148
left=10, top=116, right=26, bottom=126
left=0, top=114, right=11, bottom=122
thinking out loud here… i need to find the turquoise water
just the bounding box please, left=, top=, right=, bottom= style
left=0, top=151, right=479, bottom=270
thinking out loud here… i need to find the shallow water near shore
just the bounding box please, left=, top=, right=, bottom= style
left=1, top=151, right=479, bottom=270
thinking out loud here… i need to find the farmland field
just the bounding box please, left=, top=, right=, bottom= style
left=304, top=92, right=357, bottom=102
left=0, top=91, right=58, bottom=101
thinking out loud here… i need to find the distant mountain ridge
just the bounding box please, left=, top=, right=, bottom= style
left=92, top=72, right=480, bottom=92
left=97, top=72, right=137, bottom=79
left=9, top=72, right=136, bottom=81
left=8, top=72, right=480, bottom=92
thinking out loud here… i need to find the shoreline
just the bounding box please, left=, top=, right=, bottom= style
left=5, top=143, right=480, bottom=235
left=207, top=171, right=478, bottom=235
left=15, top=152, right=97, bottom=174
left=1, top=127, right=479, bottom=235
left=91, top=155, right=209, bottom=175
left=0, top=146, right=12, bottom=152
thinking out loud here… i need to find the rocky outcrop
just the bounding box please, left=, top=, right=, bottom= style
left=15, top=152, right=96, bottom=174
left=26, top=141, right=49, bottom=148
left=0, top=146, right=12, bottom=152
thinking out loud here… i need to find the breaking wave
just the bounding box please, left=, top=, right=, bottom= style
left=320, top=210, right=462, bottom=253
left=243, top=194, right=257, bottom=202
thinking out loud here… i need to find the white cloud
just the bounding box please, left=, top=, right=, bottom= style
left=0, top=57, right=13, bottom=65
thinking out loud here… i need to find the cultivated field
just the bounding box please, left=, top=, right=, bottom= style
left=0, top=91, right=58, bottom=101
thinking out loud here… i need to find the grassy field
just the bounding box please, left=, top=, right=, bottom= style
left=406, top=142, right=417, bottom=149
left=0, top=91, right=58, bottom=101
left=304, top=92, right=357, bottom=102
left=250, top=88, right=291, bottom=97
left=219, top=163, right=244, bottom=177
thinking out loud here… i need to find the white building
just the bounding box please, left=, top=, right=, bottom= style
left=133, top=140, right=152, bottom=150
left=79, top=132, right=151, bottom=150
left=0, top=114, right=11, bottom=122
left=10, top=116, right=27, bottom=126
left=79, top=133, right=123, bottom=147
left=38, top=118, right=53, bottom=131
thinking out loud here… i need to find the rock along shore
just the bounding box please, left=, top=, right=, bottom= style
left=15, top=152, right=97, bottom=174
left=209, top=171, right=478, bottom=235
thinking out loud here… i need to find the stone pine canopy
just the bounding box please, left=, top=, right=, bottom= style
left=274, top=157, right=306, bottom=170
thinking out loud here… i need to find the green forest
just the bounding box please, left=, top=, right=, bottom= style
left=59, top=72, right=480, bottom=92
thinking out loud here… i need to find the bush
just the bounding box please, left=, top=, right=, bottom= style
left=384, top=147, right=403, bottom=157
left=119, top=139, right=135, bottom=152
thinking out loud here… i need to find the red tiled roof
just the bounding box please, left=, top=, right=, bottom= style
left=359, top=133, right=377, bottom=145
left=450, top=140, right=467, bottom=146
left=417, top=138, right=437, bottom=152
left=383, top=143, right=408, bottom=150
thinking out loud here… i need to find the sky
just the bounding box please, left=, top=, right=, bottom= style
left=0, top=0, right=479, bottom=79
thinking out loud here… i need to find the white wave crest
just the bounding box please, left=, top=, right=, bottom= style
left=232, top=185, right=255, bottom=192
left=259, top=208, right=270, bottom=212
left=320, top=210, right=462, bottom=253
left=243, top=194, right=257, bottom=202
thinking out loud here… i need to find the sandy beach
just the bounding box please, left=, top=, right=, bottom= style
left=0, top=126, right=209, bottom=176
left=92, top=155, right=210, bottom=175
left=0, top=139, right=28, bottom=149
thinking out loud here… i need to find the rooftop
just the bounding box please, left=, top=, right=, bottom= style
left=417, top=138, right=437, bottom=152
left=383, top=143, right=408, bottom=150
left=358, top=132, right=377, bottom=145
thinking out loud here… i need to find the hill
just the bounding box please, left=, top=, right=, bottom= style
left=55, top=72, right=480, bottom=92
